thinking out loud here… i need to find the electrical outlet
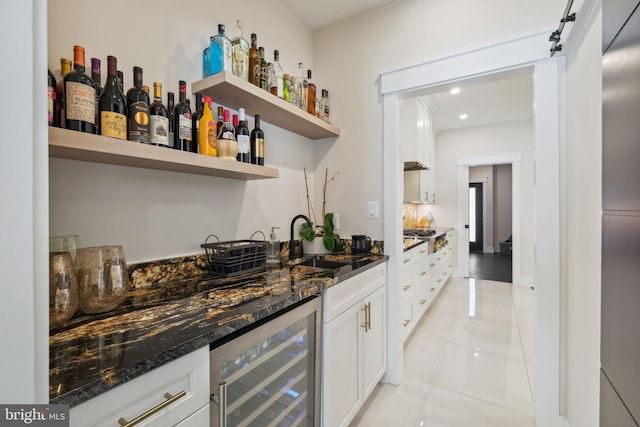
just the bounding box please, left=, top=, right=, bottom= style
left=367, top=201, right=379, bottom=219
left=333, top=213, right=340, bottom=230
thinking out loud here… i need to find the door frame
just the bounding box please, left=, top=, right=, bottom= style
left=468, top=181, right=484, bottom=253
left=381, top=32, right=564, bottom=427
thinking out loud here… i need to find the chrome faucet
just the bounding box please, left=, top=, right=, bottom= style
left=290, top=214, right=312, bottom=261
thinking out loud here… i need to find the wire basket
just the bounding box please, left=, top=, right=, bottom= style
left=201, top=231, right=267, bottom=277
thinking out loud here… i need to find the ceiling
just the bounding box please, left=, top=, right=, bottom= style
left=281, top=0, right=395, bottom=30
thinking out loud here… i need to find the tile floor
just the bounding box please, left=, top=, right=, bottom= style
left=350, top=277, right=536, bottom=427
left=469, top=252, right=513, bottom=283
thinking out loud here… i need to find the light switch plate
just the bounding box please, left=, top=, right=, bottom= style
left=367, top=201, right=379, bottom=219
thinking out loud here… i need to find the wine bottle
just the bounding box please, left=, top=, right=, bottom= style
left=216, top=106, right=224, bottom=135
left=98, top=55, right=127, bottom=140
left=149, top=82, right=170, bottom=147
left=64, top=45, right=96, bottom=133
left=231, top=19, right=249, bottom=80
left=167, top=91, right=175, bottom=148
left=307, top=69, right=317, bottom=117
left=56, top=58, right=71, bottom=129
left=248, top=33, right=260, bottom=86
left=191, top=93, right=204, bottom=153
left=259, top=47, right=268, bottom=91
left=270, top=50, right=283, bottom=98
left=173, top=80, right=192, bottom=152
left=199, top=96, right=216, bottom=157
left=321, top=89, right=332, bottom=123
left=126, top=66, right=150, bottom=143
left=143, top=85, right=149, bottom=95
left=297, top=63, right=308, bottom=111
left=117, top=71, right=124, bottom=94
left=211, top=24, right=232, bottom=75
left=250, top=114, right=264, bottom=166
left=91, top=58, right=102, bottom=134
left=217, top=109, right=237, bottom=160
left=48, top=69, right=57, bottom=127
left=236, top=108, right=250, bottom=163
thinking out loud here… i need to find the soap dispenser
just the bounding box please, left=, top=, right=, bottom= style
left=266, top=226, right=281, bottom=264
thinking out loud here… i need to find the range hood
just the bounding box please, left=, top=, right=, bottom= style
left=403, top=161, right=430, bottom=171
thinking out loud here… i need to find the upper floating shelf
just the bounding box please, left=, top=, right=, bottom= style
left=48, top=127, right=279, bottom=180
left=192, top=71, right=340, bottom=140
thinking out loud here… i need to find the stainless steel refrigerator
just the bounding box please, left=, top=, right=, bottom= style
left=601, top=1, right=640, bottom=425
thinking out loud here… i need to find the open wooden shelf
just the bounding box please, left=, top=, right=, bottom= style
left=192, top=71, right=340, bottom=140
left=48, top=127, right=279, bottom=180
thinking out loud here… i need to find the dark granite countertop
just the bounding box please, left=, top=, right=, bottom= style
left=403, top=227, right=454, bottom=252
left=49, top=252, right=387, bottom=407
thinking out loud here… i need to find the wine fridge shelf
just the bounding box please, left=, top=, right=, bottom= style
left=48, top=127, right=279, bottom=180
left=192, top=71, right=340, bottom=140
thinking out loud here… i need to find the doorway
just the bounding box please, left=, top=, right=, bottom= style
left=469, top=182, right=483, bottom=253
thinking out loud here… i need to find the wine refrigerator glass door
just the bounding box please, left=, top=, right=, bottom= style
left=210, top=297, right=321, bottom=427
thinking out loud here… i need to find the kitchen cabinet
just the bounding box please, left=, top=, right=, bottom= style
left=322, top=263, right=387, bottom=427
left=401, top=230, right=455, bottom=343
left=69, top=346, right=210, bottom=427
left=403, top=98, right=437, bottom=203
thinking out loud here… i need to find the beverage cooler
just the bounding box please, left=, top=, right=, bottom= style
left=210, top=297, right=321, bottom=427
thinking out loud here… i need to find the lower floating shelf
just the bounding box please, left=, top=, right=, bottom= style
left=48, top=127, right=279, bottom=180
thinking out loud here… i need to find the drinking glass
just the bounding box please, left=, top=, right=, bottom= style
left=75, top=246, right=129, bottom=314
left=49, top=235, right=79, bottom=261
left=49, top=251, right=78, bottom=328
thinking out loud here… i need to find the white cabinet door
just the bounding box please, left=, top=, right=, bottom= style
left=362, top=285, right=386, bottom=397
left=322, top=303, right=361, bottom=427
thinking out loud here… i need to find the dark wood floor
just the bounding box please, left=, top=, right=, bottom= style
left=469, top=252, right=513, bottom=283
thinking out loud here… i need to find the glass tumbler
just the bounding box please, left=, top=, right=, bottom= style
left=49, top=251, right=78, bottom=329
left=75, top=246, right=130, bottom=314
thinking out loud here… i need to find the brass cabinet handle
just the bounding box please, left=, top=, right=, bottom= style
left=420, top=249, right=427, bottom=254
left=403, top=258, right=411, bottom=264
left=419, top=299, right=427, bottom=305
left=429, top=263, right=436, bottom=267
left=429, top=287, right=435, bottom=292
left=118, top=390, right=187, bottom=427
left=403, top=319, right=411, bottom=327
left=403, top=285, right=411, bottom=291
left=366, top=302, right=372, bottom=330
left=419, top=271, right=426, bottom=276
left=437, top=257, right=442, bottom=261
left=361, top=303, right=370, bottom=332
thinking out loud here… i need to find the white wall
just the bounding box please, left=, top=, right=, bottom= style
left=562, top=5, right=602, bottom=427
left=48, top=0, right=318, bottom=262
left=494, top=164, right=513, bottom=246
left=312, top=0, right=561, bottom=241
left=430, top=120, right=535, bottom=279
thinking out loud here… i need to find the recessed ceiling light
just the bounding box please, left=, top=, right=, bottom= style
left=450, top=87, right=461, bottom=95
left=459, top=114, right=468, bottom=120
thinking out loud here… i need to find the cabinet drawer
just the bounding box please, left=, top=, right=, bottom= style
left=70, top=346, right=209, bottom=427
left=324, top=263, right=387, bottom=322
left=400, top=302, right=414, bottom=342
left=399, top=269, right=414, bottom=307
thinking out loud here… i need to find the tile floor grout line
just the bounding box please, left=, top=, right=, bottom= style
left=512, top=286, right=537, bottom=403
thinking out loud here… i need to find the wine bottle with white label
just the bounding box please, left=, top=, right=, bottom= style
left=149, top=82, right=170, bottom=147
left=173, top=80, right=193, bottom=152
left=64, top=45, right=96, bottom=134
left=126, top=67, right=150, bottom=143
left=98, top=55, right=127, bottom=140
left=236, top=108, right=250, bottom=163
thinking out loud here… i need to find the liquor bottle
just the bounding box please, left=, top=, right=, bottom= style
left=167, top=92, right=175, bottom=148
left=259, top=47, right=268, bottom=90
left=307, top=69, right=317, bottom=116
left=232, top=113, right=238, bottom=128
left=91, top=58, right=103, bottom=134
left=126, top=66, right=150, bottom=143
left=216, top=109, right=237, bottom=160
left=64, top=45, right=96, bottom=133
left=173, top=81, right=192, bottom=152
left=117, top=71, right=124, bottom=93
left=270, top=50, right=284, bottom=98
left=56, top=58, right=71, bottom=128
left=192, top=93, right=204, bottom=153
left=202, top=36, right=212, bottom=79
left=210, top=24, right=232, bottom=75
left=248, top=33, right=260, bottom=86
left=48, top=69, right=57, bottom=127
left=321, top=89, right=331, bottom=123
left=231, top=19, right=249, bottom=80
left=250, top=114, right=264, bottom=165
left=98, top=55, right=127, bottom=140
left=283, top=74, right=291, bottom=103
left=236, top=108, right=250, bottom=163
left=149, top=82, right=170, bottom=147
left=199, top=96, right=216, bottom=156
left=216, top=106, right=224, bottom=134
left=297, top=63, right=308, bottom=111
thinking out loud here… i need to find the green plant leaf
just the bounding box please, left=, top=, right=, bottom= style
left=324, top=213, right=334, bottom=235
left=299, top=222, right=316, bottom=241
left=323, top=233, right=335, bottom=251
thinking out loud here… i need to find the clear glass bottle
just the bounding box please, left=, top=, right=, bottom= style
left=320, top=89, right=331, bottom=123
left=297, top=63, right=308, bottom=111
left=307, top=69, right=317, bottom=116
left=210, top=24, right=232, bottom=75
left=259, top=47, right=268, bottom=90
left=270, top=50, right=283, bottom=98
left=248, top=33, right=260, bottom=86
left=231, top=19, right=249, bottom=80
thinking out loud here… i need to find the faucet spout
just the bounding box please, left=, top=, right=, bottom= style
left=290, top=214, right=312, bottom=261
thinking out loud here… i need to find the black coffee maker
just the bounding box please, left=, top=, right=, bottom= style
left=351, top=235, right=372, bottom=254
